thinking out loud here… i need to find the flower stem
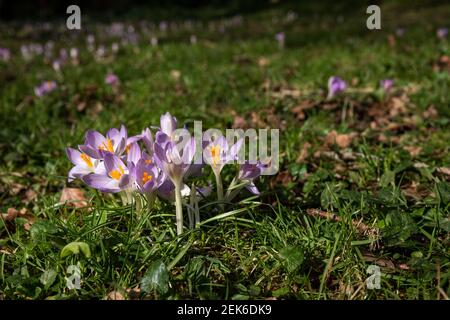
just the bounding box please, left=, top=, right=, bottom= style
left=174, top=182, right=184, bottom=236
left=215, top=172, right=224, bottom=206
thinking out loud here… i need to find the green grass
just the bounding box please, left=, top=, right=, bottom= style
left=0, top=1, right=449, bottom=299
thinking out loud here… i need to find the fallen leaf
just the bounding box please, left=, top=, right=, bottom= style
left=423, top=105, right=438, bottom=119
left=105, top=291, right=125, bottom=300
left=60, top=188, right=88, bottom=208
left=404, top=146, right=422, bottom=157
left=11, top=183, right=26, bottom=195
left=296, top=142, right=311, bottom=163
left=23, top=189, right=38, bottom=203
left=437, top=167, right=450, bottom=176
left=1, top=208, right=35, bottom=230
left=326, top=130, right=356, bottom=148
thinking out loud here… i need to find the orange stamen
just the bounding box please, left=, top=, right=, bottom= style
left=211, top=145, right=221, bottom=166
left=80, top=153, right=93, bottom=168
left=109, top=165, right=124, bottom=180
left=99, top=138, right=114, bottom=152
left=142, top=171, right=153, bottom=184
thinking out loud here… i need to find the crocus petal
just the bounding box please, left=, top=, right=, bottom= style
left=66, top=148, right=84, bottom=166
left=86, top=130, right=106, bottom=149
left=68, top=165, right=92, bottom=182
left=104, top=153, right=127, bottom=174
left=127, top=142, right=141, bottom=165
left=79, top=144, right=100, bottom=159
left=245, top=182, right=260, bottom=195
left=118, top=174, right=132, bottom=189
left=228, top=138, right=243, bottom=162
left=141, top=128, right=154, bottom=155
left=160, top=112, right=177, bottom=136
left=82, top=174, right=120, bottom=192
left=157, top=179, right=175, bottom=201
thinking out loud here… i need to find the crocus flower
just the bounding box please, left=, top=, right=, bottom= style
left=105, top=73, right=119, bottom=86
left=79, top=125, right=127, bottom=159
left=70, top=47, right=78, bottom=59
left=380, top=79, right=394, bottom=93
left=203, top=135, right=243, bottom=176
left=66, top=147, right=106, bottom=182
left=34, top=81, right=57, bottom=97
left=395, top=28, right=406, bottom=37
left=237, top=161, right=267, bottom=195
left=134, top=159, right=165, bottom=195
left=154, top=134, right=196, bottom=235
left=0, top=48, right=10, bottom=61
left=154, top=137, right=196, bottom=186
left=83, top=153, right=133, bottom=193
left=203, top=134, right=243, bottom=203
left=275, top=32, right=285, bottom=49
left=437, top=27, right=448, bottom=39
left=327, top=76, right=347, bottom=99
left=158, top=112, right=177, bottom=142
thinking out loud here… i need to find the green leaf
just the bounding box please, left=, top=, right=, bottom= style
left=60, top=241, right=91, bottom=258
left=30, top=220, right=58, bottom=241
left=380, top=170, right=395, bottom=188
left=279, top=246, right=304, bottom=273
left=272, top=287, right=290, bottom=297
left=436, top=181, right=450, bottom=204
left=40, top=269, right=57, bottom=290
left=141, top=260, right=169, bottom=295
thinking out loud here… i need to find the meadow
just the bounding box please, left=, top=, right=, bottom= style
left=0, top=1, right=449, bottom=300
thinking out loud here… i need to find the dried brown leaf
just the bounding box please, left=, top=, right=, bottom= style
left=60, top=188, right=88, bottom=208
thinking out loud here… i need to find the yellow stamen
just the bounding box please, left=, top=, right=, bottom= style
left=109, top=165, right=124, bottom=180
left=145, top=159, right=152, bottom=165
left=99, top=138, right=114, bottom=152
left=142, top=171, right=153, bottom=184
left=210, top=145, right=221, bottom=166
left=125, top=144, right=131, bottom=154
left=80, top=153, right=93, bottom=168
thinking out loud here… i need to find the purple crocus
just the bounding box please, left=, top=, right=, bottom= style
left=34, top=81, right=57, bottom=97
left=395, top=28, right=406, bottom=37
left=437, top=28, right=448, bottom=39
left=154, top=132, right=196, bottom=235
left=380, top=79, right=394, bottom=92
left=0, top=48, right=10, bottom=61
left=158, top=112, right=178, bottom=143
left=66, top=147, right=106, bottom=182
left=238, top=161, right=267, bottom=195
left=82, top=153, right=133, bottom=193
left=327, top=76, right=347, bottom=99
left=203, top=135, right=243, bottom=176
left=275, top=32, right=285, bottom=49
left=79, top=125, right=127, bottom=159
left=134, top=159, right=165, bottom=195
left=203, top=134, right=242, bottom=202
left=154, top=137, right=196, bottom=186
left=105, top=73, right=120, bottom=86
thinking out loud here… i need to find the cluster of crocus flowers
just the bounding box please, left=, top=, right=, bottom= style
left=66, top=112, right=264, bottom=236
left=327, top=76, right=394, bottom=99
